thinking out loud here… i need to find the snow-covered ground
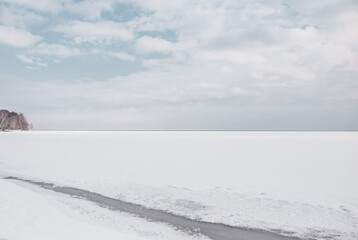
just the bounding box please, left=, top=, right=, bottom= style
left=0, top=179, right=207, bottom=240
left=0, top=131, right=357, bottom=240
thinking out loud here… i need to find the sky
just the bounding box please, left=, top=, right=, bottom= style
left=0, top=0, right=357, bottom=130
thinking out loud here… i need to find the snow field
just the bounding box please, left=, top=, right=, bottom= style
left=0, top=131, right=357, bottom=239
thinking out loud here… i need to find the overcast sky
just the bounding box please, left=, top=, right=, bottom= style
left=0, top=0, right=357, bottom=130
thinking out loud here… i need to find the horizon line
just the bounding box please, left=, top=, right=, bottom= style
left=26, top=129, right=358, bottom=132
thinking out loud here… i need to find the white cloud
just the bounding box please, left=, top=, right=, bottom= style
left=65, top=0, right=115, bottom=20
left=0, top=25, right=41, bottom=48
left=1, top=0, right=65, bottom=13
left=0, top=5, right=46, bottom=28
left=128, top=0, right=191, bottom=12
left=17, top=54, right=34, bottom=64
left=109, top=52, right=136, bottom=62
left=195, top=50, right=266, bottom=65
left=26, top=43, right=82, bottom=58
left=15, top=43, right=82, bottom=68
left=136, top=36, right=179, bottom=53
left=53, top=20, right=134, bottom=44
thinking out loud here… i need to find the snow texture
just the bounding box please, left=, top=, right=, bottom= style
left=0, top=131, right=357, bottom=240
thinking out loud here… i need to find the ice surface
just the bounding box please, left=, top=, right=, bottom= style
left=0, top=179, right=146, bottom=240
left=0, top=179, right=207, bottom=240
left=0, top=131, right=357, bottom=239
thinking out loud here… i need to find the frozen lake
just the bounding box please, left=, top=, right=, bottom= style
left=0, top=131, right=357, bottom=240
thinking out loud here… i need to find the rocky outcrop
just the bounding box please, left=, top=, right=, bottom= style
left=0, top=110, right=29, bottom=131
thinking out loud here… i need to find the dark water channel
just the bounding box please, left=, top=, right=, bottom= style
left=5, top=176, right=302, bottom=240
